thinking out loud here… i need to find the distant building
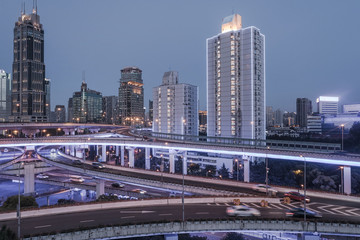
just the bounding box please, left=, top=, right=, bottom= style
left=266, top=106, right=274, bottom=128
left=153, top=71, right=198, bottom=136
left=317, top=96, right=339, bottom=115
left=207, top=14, right=265, bottom=139
left=323, top=113, right=360, bottom=130
left=10, top=8, right=47, bottom=122
left=102, top=96, right=118, bottom=124
left=307, top=115, right=323, bottom=133
left=148, top=100, right=153, bottom=125
left=296, top=98, right=312, bottom=127
left=0, top=69, right=11, bottom=122
left=68, top=82, right=102, bottom=123
left=54, top=105, right=66, bottom=123
left=118, top=67, right=144, bottom=126
left=274, top=109, right=283, bottom=127
left=343, top=104, right=360, bottom=114
left=199, top=110, right=207, bottom=134
left=283, top=111, right=296, bottom=127
left=45, top=78, right=51, bottom=120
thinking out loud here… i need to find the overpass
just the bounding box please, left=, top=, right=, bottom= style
left=0, top=136, right=359, bottom=194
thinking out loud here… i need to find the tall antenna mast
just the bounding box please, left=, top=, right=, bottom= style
left=82, top=71, right=86, bottom=83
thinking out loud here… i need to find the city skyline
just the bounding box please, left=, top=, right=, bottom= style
left=0, top=0, right=360, bottom=112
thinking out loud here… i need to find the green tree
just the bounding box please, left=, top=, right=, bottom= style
left=2, top=195, right=38, bottom=210
left=188, top=163, right=200, bottom=175
left=0, top=225, right=17, bottom=240
left=218, top=163, right=230, bottom=179
left=347, top=122, right=360, bottom=153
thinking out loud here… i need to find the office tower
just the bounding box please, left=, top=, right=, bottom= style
left=54, top=105, right=66, bottom=122
left=45, top=78, right=51, bottom=120
left=296, top=98, right=312, bottom=127
left=148, top=100, right=153, bottom=122
left=67, top=98, right=73, bottom=122
left=207, top=14, right=265, bottom=139
left=283, top=111, right=296, bottom=127
left=307, top=115, right=322, bottom=133
left=153, top=71, right=198, bottom=136
left=274, top=109, right=283, bottom=127
left=266, top=106, right=274, bottom=128
left=0, top=70, right=11, bottom=122
left=102, top=96, right=118, bottom=124
left=68, top=82, right=102, bottom=123
left=118, top=66, right=144, bottom=126
left=317, top=96, right=339, bottom=115
left=10, top=7, right=47, bottom=122
left=343, top=104, right=360, bottom=114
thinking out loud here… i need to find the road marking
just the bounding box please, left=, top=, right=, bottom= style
left=215, top=203, right=220, bottom=206
left=332, top=206, right=351, bottom=216
left=224, top=203, right=229, bottom=206
left=248, top=203, right=260, bottom=208
left=159, top=213, right=173, bottom=216
left=279, top=204, right=294, bottom=210
left=80, top=220, right=94, bottom=223
left=206, top=203, right=211, bottom=206
left=268, top=211, right=283, bottom=215
left=271, top=204, right=285, bottom=210
left=345, top=208, right=360, bottom=217
left=196, top=212, right=209, bottom=215
left=241, top=203, right=249, bottom=207
left=120, top=210, right=155, bottom=214
left=121, top=216, right=135, bottom=219
left=317, top=204, right=336, bottom=214
left=34, top=225, right=51, bottom=229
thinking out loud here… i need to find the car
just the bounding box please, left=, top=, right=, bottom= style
left=70, top=176, right=85, bottom=183
left=36, top=174, right=49, bottom=179
left=132, top=189, right=147, bottom=194
left=50, top=148, right=56, bottom=153
left=3, top=148, right=8, bottom=153
left=111, top=182, right=125, bottom=188
left=226, top=205, right=261, bottom=217
left=252, top=184, right=278, bottom=194
left=92, top=162, right=105, bottom=169
left=286, top=208, right=322, bottom=218
left=284, top=191, right=310, bottom=203
left=169, top=191, right=177, bottom=197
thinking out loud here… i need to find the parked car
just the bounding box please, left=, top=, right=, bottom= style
left=111, top=182, right=125, bottom=188
left=286, top=208, right=322, bottom=218
left=252, top=184, right=278, bottom=194
left=226, top=205, right=261, bottom=217
left=284, top=191, right=310, bottom=203
left=132, top=189, right=147, bottom=194
left=36, top=174, right=49, bottom=179
left=92, top=162, right=105, bottom=169
left=70, top=176, right=85, bottom=183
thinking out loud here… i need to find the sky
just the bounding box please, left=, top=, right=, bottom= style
left=0, top=0, right=360, bottom=112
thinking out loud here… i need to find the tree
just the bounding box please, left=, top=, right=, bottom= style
left=218, top=163, right=230, bottom=179
left=188, top=163, right=200, bottom=175
left=2, top=195, right=38, bottom=210
left=179, top=234, right=207, bottom=240
left=0, top=225, right=17, bottom=240
left=347, top=122, right=360, bottom=153
left=221, top=232, right=244, bottom=240
left=201, top=165, right=217, bottom=177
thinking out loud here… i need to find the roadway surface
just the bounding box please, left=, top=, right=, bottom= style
left=1, top=200, right=360, bottom=238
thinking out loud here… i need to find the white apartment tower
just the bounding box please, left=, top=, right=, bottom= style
left=153, top=71, right=198, bottom=136
left=207, top=14, right=265, bottom=139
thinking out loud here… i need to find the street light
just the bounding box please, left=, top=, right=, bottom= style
left=340, top=166, right=344, bottom=194
left=300, top=154, right=307, bottom=229
left=234, top=159, right=239, bottom=181
left=340, top=124, right=344, bottom=151
left=265, top=146, right=270, bottom=197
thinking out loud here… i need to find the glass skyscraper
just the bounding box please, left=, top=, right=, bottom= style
left=207, top=14, right=265, bottom=140
left=0, top=69, right=11, bottom=122
left=10, top=8, right=47, bottom=122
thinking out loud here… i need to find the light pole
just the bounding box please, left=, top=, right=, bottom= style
left=265, top=146, right=270, bottom=197
left=300, top=154, right=307, bottom=229
left=235, top=159, right=239, bottom=181
left=341, top=124, right=344, bottom=151
left=340, top=166, right=344, bottom=194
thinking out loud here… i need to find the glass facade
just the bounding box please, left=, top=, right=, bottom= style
left=0, top=70, right=11, bottom=122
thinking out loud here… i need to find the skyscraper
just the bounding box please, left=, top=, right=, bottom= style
left=317, top=96, right=339, bottom=115
left=54, top=105, right=66, bottom=122
left=207, top=14, right=265, bottom=139
left=0, top=69, right=11, bottom=122
left=118, top=67, right=144, bottom=126
left=68, top=82, right=102, bottom=123
left=10, top=6, right=47, bottom=122
left=296, top=98, right=312, bottom=127
left=153, top=71, right=198, bottom=136
left=45, top=78, right=51, bottom=120
left=102, top=96, right=118, bottom=124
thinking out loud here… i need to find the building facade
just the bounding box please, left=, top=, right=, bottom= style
left=317, top=96, right=339, bottom=115
left=10, top=9, right=47, bottom=122
left=296, top=98, right=312, bottom=127
left=343, top=104, right=360, bottom=114
left=102, top=96, right=118, bottom=124
left=207, top=14, right=265, bottom=139
left=0, top=70, right=11, bottom=122
left=118, top=67, right=144, bottom=126
left=54, top=105, right=66, bottom=122
left=153, top=71, right=198, bottom=136
left=68, top=82, right=102, bottom=123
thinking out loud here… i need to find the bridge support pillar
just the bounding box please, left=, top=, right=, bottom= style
left=115, top=146, right=119, bottom=157
left=24, top=163, right=35, bottom=194
left=102, top=145, right=107, bottom=162
left=344, top=166, right=351, bottom=195
left=65, top=145, right=70, bottom=155
left=145, top=147, right=150, bottom=170
left=169, top=150, right=176, bottom=173
left=121, top=146, right=125, bottom=166
left=127, top=147, right=135, bottom=168
left=243, top=156, right=250, bottom=183
left=183, top=152, right=187, bottom=175
left=96, top=179, right=105, bottom=198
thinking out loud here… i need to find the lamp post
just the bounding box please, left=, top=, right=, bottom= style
left=340, top=166, right=344, bottom=194
left=235, top=159, right=239, bottom=181
left=300, top=154, right=307, bottom=229
left=265, top=146, right=270, bottom=196
left=340, top=124, right=344, bottom=151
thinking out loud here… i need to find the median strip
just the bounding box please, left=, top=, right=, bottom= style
left=121, top=216, right=135, bottom=219
left=34, top=225, right=51, bottom=229
left=80, top=220, right=94, bottom=223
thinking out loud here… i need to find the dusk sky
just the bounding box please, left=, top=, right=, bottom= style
left=1, top=0, right=360, bottom=112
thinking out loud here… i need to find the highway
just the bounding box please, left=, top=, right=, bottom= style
left=1, top=200, right=360, bottom=237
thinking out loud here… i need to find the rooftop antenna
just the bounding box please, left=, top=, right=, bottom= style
left=23, top=1, right=26, bottom=14
left=82, top=71, right=86, bottom=83
left=36, top=0, right=38, bottom=15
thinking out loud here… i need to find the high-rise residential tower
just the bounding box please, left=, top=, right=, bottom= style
left=296, top=98, right=312, bottom=127
left=10, top=7, right=47, bottom=122
left=118, top=67, right=144, bottom=126
left=0, top=69, right=11, bottom=122
left=153, top=71, right=198, bottom=136
left=102, top=96, right=118, bottom=124
left=207, top=14, right=265, bottom=139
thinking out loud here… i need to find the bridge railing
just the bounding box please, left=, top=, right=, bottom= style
left=147, top=131, right=341, bottom=153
